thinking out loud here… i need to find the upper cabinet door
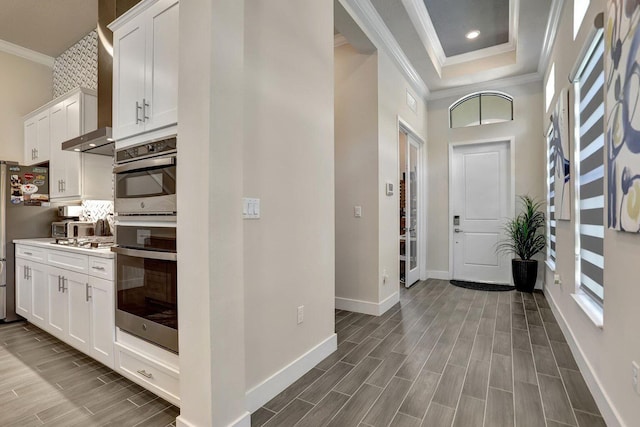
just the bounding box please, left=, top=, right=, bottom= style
left=113, top=20, right=147, bottom=140
left=144, top=0, right=179, bottom=132
left=111, top=0, right=179, bottom=141
left=49, top=102, right=67, bottom=199
left=24, top=119, right=37, bottom=165
left=35, top=111, right=50, bottom=164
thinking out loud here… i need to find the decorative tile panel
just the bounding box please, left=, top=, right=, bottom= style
left=53, top=31, right=98, bottom=98
left=81, top=199, right=114, bottom=230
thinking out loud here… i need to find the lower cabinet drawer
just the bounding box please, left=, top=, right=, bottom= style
left=115, top=345, right=180, bottom=406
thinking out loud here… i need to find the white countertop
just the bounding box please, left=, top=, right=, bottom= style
left=13, top=238, right=115, bottom=259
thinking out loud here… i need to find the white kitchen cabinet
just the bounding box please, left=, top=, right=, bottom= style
left=23, top=88, right=110, bottom=201
left=89, top=275, right=115, bottom=367
left=66, top=269, right=92, bottom=355
left=46, top=266, right=69, bottom=336
left=24, top=110, right=50, bottom=165
left=47, top=89, right=100, bottom=200
left=14, top=258, right=31, bottom=318
left=110, top=0, right=179, bottom=141
left=44, top=254, right=114, bottom=367
left=15, top=256, right=48, bottom=329
left=15, top=244, right=116, bottom=369
left=30, top=263, right=48, bottom=329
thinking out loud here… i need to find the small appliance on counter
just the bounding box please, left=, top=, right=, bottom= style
left=51, top=221, right=95, bottom=240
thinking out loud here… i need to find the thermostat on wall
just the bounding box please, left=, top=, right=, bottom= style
left=386, top=182, right=394, bottom=196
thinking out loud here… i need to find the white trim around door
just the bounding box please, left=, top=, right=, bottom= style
left=448, top=137, right=516, bottom=283
left=398, top=117, right=428, bottom=286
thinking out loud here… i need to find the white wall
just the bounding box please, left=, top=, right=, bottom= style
left=542, top=1, right=640, bottom=425
left=377, top=50, right=427, bottom=300
left=177, top=0, right=247, bottom=426
left=426, top=80, right=545, bottom=277
left=334, top=43, right=379, bottom=304
left=334, top=41, right=427, bottom=312
left=0, top=51, right=52, bottom=162
left=243, top=0, right=336, bottom=398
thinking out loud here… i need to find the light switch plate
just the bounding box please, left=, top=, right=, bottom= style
left=243, top=198, right=260, bottom=219
left=354, top=206, right=362, bottom=218
left=385, top=182, right=394, bottom=196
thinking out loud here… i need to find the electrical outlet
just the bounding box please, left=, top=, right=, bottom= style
left=382, top=269, right=388, bottom=285
left=554, top=274, right=562, bottom=286
left=632, top=361, right=639, bottom=394
left=297, top=306, right=304, bottom=325
left=354, top=206, right=362, bottom=218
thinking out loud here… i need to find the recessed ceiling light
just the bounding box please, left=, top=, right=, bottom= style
left=466, top=30, right=481, bottom=40
left=73, top=149, right=80, bottom=152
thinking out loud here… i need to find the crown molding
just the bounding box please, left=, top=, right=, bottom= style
left=334, top=34, right=349, bottom=48
left=402, top=0, right=519, bottom=71
left=0, top=39, right=54, bottom=67
left=427, top=71, right=541, bottom=101
left=339, top=0, right=430, bottom=100
left=401, top=0, right=445, bottom=75
left=538, top=0, right=565, bottom=73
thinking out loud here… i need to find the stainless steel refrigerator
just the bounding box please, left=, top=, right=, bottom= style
left=0, top=162, right=57, bottom=322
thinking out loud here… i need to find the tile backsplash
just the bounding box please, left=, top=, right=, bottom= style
left=53, top=31, right=98, bottom=98
left=81, top=200, right=114, bottom=231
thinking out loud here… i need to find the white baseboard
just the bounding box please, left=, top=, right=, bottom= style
left=544, top=290, right=625, bottom=427
left=245, top=333, right=337, bottom=413
left=176, top=411, right=250, bottom=427
left=335, top=291, right=399, bottom=316
left=427, top=270, right=450, bottom=280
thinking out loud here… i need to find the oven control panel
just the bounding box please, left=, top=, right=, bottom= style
left=116, top=137, right=177, bottom=163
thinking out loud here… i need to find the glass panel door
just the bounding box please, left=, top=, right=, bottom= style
left=406, top=139, right=420, bottom=285
left=399, top=130, right=421, bottom=287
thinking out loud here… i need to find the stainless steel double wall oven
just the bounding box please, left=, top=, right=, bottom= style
left=113, top=137, right=178, bottom=353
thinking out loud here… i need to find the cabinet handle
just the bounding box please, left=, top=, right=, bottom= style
left=91, top=266, right=106, bottom=271
left=31, top=148, right=35, bottom=160
left=61, top=180, right=65, bottom=192
left=143, top=98, right=150, bottom=121
left=136, top=369, right=153, bottom=379
left=136, top=101, right=143, bottom=124
left=85, top=283, right=91, bottom=302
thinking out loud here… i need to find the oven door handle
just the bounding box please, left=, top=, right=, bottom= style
left=111, top=246, right=177, bottom=261
left=113, top=156, right=176, bottom=174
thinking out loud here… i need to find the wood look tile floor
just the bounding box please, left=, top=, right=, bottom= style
left=0, top=322, right=179, bottom=426
left=251, top=279, right=606, bottom=427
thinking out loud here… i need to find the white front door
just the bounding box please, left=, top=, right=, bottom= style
left=451, top=140, right=512, bottom=284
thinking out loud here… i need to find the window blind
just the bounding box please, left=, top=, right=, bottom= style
left=576, top=34, right=605, bottom=303
left=547, top=129, right=556, bottom=268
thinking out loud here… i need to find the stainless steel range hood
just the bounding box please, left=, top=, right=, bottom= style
left=62, top=0, right=139, bottom=156
left=61, top=127, right=114, bottom=155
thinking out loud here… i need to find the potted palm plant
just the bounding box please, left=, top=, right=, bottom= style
left=497, top=195, right=546, bottom=292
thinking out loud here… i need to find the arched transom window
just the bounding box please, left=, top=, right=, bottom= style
left=449, top=91, right=513, bottom=128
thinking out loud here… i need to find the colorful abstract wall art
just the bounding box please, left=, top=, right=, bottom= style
left=552, top=88, right=571, bottom=220
left=606, top=1, right=640, bottom=232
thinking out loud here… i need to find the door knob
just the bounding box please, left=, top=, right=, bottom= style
left=454, top=228, right=463, bottom=233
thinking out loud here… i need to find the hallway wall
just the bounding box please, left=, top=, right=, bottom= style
left=243, top=0, right=336, bottom=404
left=334, top=38, right=427, bottom=313
left=426, top=80, right=545, bottom=279
left=542, top=0, right=640, bottom=425
left=335, top=43, right=379, bottom=304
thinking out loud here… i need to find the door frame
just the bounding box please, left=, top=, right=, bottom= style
left=448, top=137, right=516, bottom=281
left=397, top=116, right=428, bottom=283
